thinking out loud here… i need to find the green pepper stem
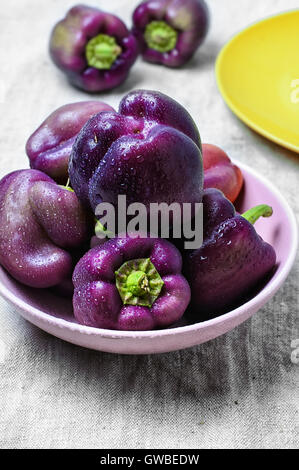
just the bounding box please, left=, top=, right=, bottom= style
left=115, top=258, right=164, bottom=307
left=86, top=34, right=122, bottom=70
left=126, top=271, right=150, bottom=297
left=144, top=21, right=178, bottom=53
left=95, top=220, right=114, bottom=239
left=59, top=179, right=74, bottom=192
left=242, top=204, right=273, bottom=225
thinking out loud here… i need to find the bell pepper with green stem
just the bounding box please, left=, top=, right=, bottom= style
left=132, top=0, right=209, bottom=67
left=185, top=188, right=276, bottom=318
left=73, top=235, right=191, bottom=330
left=50, top=5, right=139, bottom=92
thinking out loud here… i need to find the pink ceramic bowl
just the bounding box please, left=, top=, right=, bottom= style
left=0, top=161, right=297, bottom=354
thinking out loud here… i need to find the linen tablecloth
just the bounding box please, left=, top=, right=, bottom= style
left=0, top=0, right=298, bottom=449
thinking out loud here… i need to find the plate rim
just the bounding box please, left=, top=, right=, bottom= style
left=215, top=9, right=299, bottom=154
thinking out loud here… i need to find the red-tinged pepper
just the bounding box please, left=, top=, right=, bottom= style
left=132, top=0, right=209, bottom=67
left=203, top=144, right=244, bottom=203
left=49, top=5, right=139, bottom=92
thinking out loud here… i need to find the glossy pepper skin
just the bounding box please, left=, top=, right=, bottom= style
left=69, top=89, right=203, bottom=214
left=49, top=5, right=139, bottom=92
left=185, top=188, right=276, bottom=318
left=0, top=170, right=91, bottom=288
left=73, top=235, right=191, bottom=330
left=203, top=144, right=244, bottom=203
left=132, top=0, right=209, bottom=67
left=26, top=101, right=114, bottom=183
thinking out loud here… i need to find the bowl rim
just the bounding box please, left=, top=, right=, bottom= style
left=0, top=161, right=297, bottom=340
left=215, top=9, right=299, bottom=154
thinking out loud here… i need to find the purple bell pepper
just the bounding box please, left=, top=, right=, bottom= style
left=69, top=89, right=203, bottom=214
left=132, top=0, right=209, bottom=67
left=0, top=170, right=91, bottom=288
left=49, top=5, right=139, bottom=92
left=73, top=235, right=191, bottom=330
left=185, top=188, right=277, bottom=318
left=26, top=101, right=114, bottom=183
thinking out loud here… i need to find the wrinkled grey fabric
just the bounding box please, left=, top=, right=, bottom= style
left=0, top=0, right=298, bottom=449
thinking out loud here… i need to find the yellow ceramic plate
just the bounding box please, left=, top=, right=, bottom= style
left=216, top=10, right=299, bottom=153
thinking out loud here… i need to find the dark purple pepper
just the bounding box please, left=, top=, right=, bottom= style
left=185, top=188, right=276, bottom=318
left=26, top=101, right=114, bottom=183
left=49, top=5, right=139, bottom=92
left=69, top=89, right=203, bottom=216
left=0, top=170, right=91, bottom=288
left=132, top=0, right=209, bottom=67
left=73, top=235, right=191, bottom=330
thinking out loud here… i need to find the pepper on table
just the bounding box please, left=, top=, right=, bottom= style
left=49, top=5, right=139, bottom=92
left=132, top=0, right=209, bottom=67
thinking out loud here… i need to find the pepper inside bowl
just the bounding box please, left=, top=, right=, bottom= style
left=0, top=161, right=297, bottom=354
